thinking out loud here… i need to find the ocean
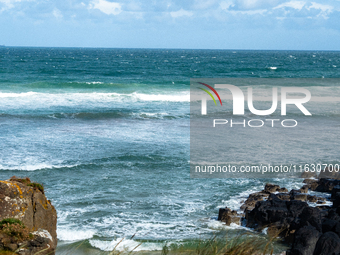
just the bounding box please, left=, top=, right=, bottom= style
left=0, top=47, right=339, bottom=253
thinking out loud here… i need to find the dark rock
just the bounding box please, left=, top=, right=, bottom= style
left=287, top=226, right=320, bottom=255
left=218, top=207, right=240, bottom=226
left=322, top=219, right=338, bottom=233
left=299, top=207, right=322, bottom=232
left=303, top=179, right=319, bottom=191
left=299, top=186, right=309, bottom=194
left=278, top=187, right=289, bottom=193
left=264, top=183, right=280, bottom=193
left=307, top=195, right=318, bottom=203
left=333, top=192, right=340, bottom=209
left=313, top=232, right=340, bottom=255
left=331, top=186, right=340, bottom=199
left=327, top=209, right=340, bottom=221
left=246, top=194, right=308, bottom=238
left=240, top=192, right=269, bottom=212
left=292, top=194, right=307, bottom=202
left=315, top=179, right=340, bottom=193
left=303, top=179, right=317, bottom=184
left=277, top=193, right=291, bottom=201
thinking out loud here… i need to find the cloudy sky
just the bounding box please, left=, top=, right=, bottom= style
left=1, top=0, right=340, bottom=50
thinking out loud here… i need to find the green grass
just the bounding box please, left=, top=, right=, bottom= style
left=161, top=233, right=277, bottom=255
left=0, top=218, right=24, bottom=228
left=27, top=182, right=44, bottom=193
left=54, top=230, right=283, bottom=255
left=9, top=176, right=44, bottom=194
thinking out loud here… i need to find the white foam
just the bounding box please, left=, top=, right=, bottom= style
left=0, top=91, right=190, bottom=110
left=0, top=160, right=80, bottom=171
left=57, top=228, right=96, bottom=241
left=89, top=238, right=163, bottom=252
left=268, top=67, right=277, bottom=70
left=0, top=92, right=38, bottom=98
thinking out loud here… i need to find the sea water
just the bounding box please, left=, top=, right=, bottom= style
left=0, top=48, right=339, bottom=252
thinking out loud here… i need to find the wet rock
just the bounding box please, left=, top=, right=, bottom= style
left=246, top=194, right=308, bottom=234
left=289, top=190, right=307, bottom=202
left=307, top=195, right=318, bottom=203
left=276, top=193, right=290, bottom=201
left=333, top=192, right=340, bottom=209
left=313, top=232, right=340, bottom=255
left=218, top=207, right=240, bottom=226
left=299, top=207, right=322, bottom=232
left=278, top=187, right=288, bottom=193
left=240, top=192, right=269, bottom=212
left=299, top=186, right=309, bottom=194
left=287, top=226, right=320, bottom=255
left=264, top=183, right=281, bottom=193
left=315, top=179, right=340, bottom=193
left=303, top=179, right=319, bottom=190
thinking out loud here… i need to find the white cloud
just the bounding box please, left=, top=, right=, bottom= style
left=170, top=8, right=193, bottom=18
left=233, top=0, right=279, bottom=10
left=0, top=0, right=30, bottom=12
left=274, top=1, right=306, bottom=11
left=52, top=8, right=63, bottom=19
left=89, top=0, right=122, bottom=15
left=308, top=2, right=333, bottom=12
left=307, top=2, right=334, bottom=19
left=228, top=9, right=267, bottom=15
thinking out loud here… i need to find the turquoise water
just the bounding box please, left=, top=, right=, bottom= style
left=0, top=48, right=339, bottom=252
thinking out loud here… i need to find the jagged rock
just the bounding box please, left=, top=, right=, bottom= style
left=0, top=177, right=57, bottom=255
left=218, top=207, right=240, bottom=226
left=333, top=192, right=340, bottom=209
left=278, top=187, right=288, bottom=193
left=315, top=179, right=340, bottom=193
left=303, top=179, right=319, bottom=190
left=299, top=186, right=309, bottom=194
left=299, top=207, right=322, bottom=232
left=276, top=193, right=290, bottom=201
left=240, top=192, right=269, bottom=212
left=264, top=183, right=280, bottom=193
left=289, top=190, right=307, bottom=202
left=292, top=194, right=307, bottom=202
left=287, top=226, right=320, bottom=255
left=313, top=232, right=340, bottom=255
left=307, top=195, right=318, bottom=203
left=246, top=194, right=308, bottom=236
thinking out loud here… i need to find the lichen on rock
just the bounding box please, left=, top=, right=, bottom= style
left=0, top=177, right=57, bottom=255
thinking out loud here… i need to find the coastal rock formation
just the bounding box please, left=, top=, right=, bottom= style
left=218, top=179, right=340, bottom=254
left=0, top=177, right=57, bottom=254
left=218, top=207, right=241, bottom=226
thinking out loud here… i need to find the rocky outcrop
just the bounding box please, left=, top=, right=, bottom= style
left=0, top=177, right=57, bottom=254
left=218, top=178, right=340, bottom=254
left=218, top=207, right=241, bottom=226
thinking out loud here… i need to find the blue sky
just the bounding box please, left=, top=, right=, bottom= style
left=1, top=0, right=340, bottom=50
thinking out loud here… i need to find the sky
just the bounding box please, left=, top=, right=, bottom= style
left=1, top=0, right=340, bottom=50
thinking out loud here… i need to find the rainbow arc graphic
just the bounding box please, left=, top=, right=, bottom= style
left=198, top=82, right=223, bottom=106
